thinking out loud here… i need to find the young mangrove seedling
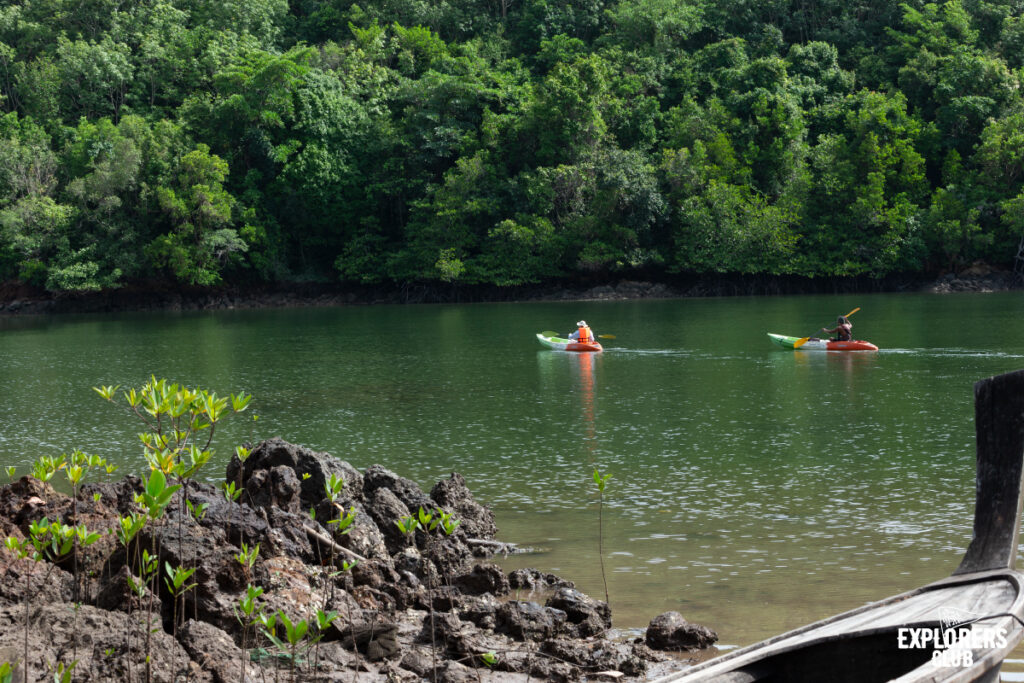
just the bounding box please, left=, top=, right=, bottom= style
left=235, top=583, right=265, bottom=683
left=593, top=468, right=612, bottom=605
left=164, top=562, right=198, bottom=637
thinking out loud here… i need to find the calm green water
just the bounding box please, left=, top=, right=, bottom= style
left=3, top=292, right=1024, bottom=658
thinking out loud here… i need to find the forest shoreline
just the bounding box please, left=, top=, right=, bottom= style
left=1, top=266, right=1020, bottom=318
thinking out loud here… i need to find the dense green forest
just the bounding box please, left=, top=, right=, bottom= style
left=1, top=0, right=1023, bottom=292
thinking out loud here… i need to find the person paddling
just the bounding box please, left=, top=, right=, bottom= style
left=820, top=315, right=852, bottom=342
left=568, top=320, right=595, bottom=343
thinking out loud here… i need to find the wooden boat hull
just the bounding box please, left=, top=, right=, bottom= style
left=768, top=332, right=879, bottom=351
left=536, top=333, right=602, bottom=352
left=651, top=569, right=1024, bottom=682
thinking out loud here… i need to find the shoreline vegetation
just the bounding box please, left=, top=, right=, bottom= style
left=1, top=266, right=1020, bottom=317
left=0, top=437, right=715, bottom=682
left=0, top=373, right=713, bottom=682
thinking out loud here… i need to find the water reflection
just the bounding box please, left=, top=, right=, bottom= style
left=537, top=350, right=603, bottom=467
left=574, top=352, right=598, bottom=465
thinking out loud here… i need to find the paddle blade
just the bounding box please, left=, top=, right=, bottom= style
left=598, top=334, right=615, bottom=339
left=793, top=336, right=810, bottom=349
left=845, top=307, right=861, bottom=318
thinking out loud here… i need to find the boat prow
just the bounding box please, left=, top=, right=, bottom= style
left=651, top=369, right=1024, bottom=682
left=768, top=332, right=879, bottom=351
left=536, top=333, right=602, bottom=352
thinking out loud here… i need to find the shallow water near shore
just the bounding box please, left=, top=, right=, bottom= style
left=3, top=291, right=1024, bottom=675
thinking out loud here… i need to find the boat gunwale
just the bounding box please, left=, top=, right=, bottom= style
left=649, top=568, right=1024, bottom=681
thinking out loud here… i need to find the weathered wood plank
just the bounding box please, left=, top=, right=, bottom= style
left=955, top=369, right=1024, bottom=575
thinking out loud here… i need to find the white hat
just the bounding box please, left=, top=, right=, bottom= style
left=577, top=320, right=587, bottom=327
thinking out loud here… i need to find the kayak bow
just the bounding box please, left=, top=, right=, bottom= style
left=536, top=333, right=603, bottom=352
left=768, top=333, right=878, bottom=352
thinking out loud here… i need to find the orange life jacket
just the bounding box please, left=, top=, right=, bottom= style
left=577, top=326, right=593, bottom=343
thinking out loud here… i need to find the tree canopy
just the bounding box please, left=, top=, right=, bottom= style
left=1, top=0, right=1023, bottom=291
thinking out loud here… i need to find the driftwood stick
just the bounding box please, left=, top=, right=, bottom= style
left=303, top=524, right=367, bottom=563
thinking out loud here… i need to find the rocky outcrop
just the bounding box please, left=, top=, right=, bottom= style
left=924, top=263, right=1020, bottom=293
left=646, top=611, right=719, bottom=651
left=0, top=438, right=707, bottom=681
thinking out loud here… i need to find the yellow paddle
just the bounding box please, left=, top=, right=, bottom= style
left=793, top=307, right=860, bottom=349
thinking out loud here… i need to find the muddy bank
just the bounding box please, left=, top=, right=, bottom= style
left=0, top=438, right=713, bottom=681
left=0, top=267, right=1019, bottom=317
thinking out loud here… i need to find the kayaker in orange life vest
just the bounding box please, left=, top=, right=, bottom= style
left=568, top=320, right=594, bottom=343
left=820, top=315, right=852, bottom=342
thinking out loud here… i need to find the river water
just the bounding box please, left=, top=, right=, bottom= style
left=2, top=291, right=1024, bottom=674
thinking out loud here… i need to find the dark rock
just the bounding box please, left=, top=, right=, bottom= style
left=0, top=464, right=673, bottom=680
left=335, top=612, right=400, bottom=660
left=350, top=557, right=401, bottom=590
left=0, top=603, right=201, bottom=683
left=429, top=472, right=497, bottom=539
left=80, top=476, right=144, bottom=515
left=546, top=586, right=611, bottom=637
left=496, top=600, right=566, bottom=641
left=364, top=465, right=434, bottom=515
left=393, top=547, right=440, bottom=587
left=0, top=555, right=74, bottom=607
left=326, top=502, right=389, bottom=560
left=453, top=562, right=509, bottom=596
left=179, top=619, right=262, bottom=682
left=508, top=567, right=575, bottom=592
left=453, top=593, right=500, bottom=631
left=365, top=486, right=413, bottom=553
left=243, top=465, right=301, bottom=513
left=94, top=565, right=148, bottom=613
left=227, top=437, right=363, bottom=509
left=543, top=637, right=649, bottom=677
left=645, top=611, right=719, bottom=651
left=0, top=477, right=60, bottom=531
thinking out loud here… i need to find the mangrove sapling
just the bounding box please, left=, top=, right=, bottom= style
left=31, top=454, right=66, bottom=482
left=165, top=562, right=198, bottom=677
left=115, top=512, right=146, bottom=683
left=4, top=466, right=15, bottom=481
left=259, top=609, right=337, bottom=683
left=61, top=450, right=113, bottom=664
left=4, top=518, right=72, bottom=682
left=3, top=535, right=38, bottom=681
left=236, top=542, right=260, bottom=583
left=398, top=510, right=444, bottom=681
left=426, top=509, right=462, bottom=673
left=164, top=562, right=197, bottom=638
left=185, top=497, right=209, bottom=622
left=96, top=380, right=252, bottom=635
left=593, top=468, right=612, bottom=605
left=311, top=609, right=339, bottom=682
left=137, top=468, right=180, bottom=683
left=235, top=583, right=265, bottom=683
left=47, top=659, right=76, bottom=683
left=319, top=473, right=361, bottom=677
left=0, top=661, right=12, bottom=683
